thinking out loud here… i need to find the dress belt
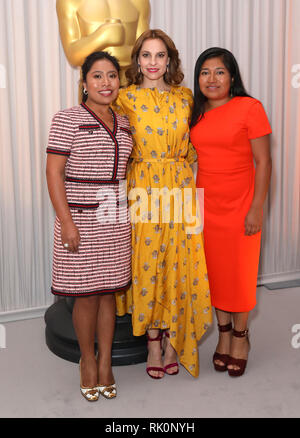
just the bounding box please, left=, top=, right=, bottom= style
left=65, top=176, right=125, bottom=184
left=131, top=157, right=186, bottom=163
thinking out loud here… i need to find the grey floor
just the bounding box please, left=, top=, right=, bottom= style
left=0, top=285, right=299, bottom=418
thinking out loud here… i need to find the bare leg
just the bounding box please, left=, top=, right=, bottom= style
left=96, top=293, right=116, bottom=385
left=214, top=308, right=232, bottom=367
left=72, top=295, right=99, bottom=387
left=147, top=328, right=164, bottom=378
left=228, top=311, right=250, bottom=371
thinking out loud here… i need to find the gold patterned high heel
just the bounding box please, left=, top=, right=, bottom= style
left=79, top=359, right=99, bottom=402
left=96, top=352, right=117, bottom=399
left=97, top=382, right=117, bottom=399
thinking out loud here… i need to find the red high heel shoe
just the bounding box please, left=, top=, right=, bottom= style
left=213, top=322, right=232, bottom=372
left=227, top=328, right=250, bottom=377
left=146, top=331, right=165, bottom=379
left=163, top=331, right=179, bottom=375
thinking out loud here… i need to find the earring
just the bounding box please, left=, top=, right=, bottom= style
left=138, top=64, right=142, bottom=75
left=230, top=79, right=234, bottom=97
left=166, top=64, right=169, bottom=73
left=83, top=88, right=88, bottom=95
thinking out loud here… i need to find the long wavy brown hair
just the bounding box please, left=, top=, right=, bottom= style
left=125, top=29, right=184, bottom=86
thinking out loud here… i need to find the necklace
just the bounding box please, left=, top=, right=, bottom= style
left=157, top=86, right=171, bottom=93
left=140, top=83, right=171, bottom=93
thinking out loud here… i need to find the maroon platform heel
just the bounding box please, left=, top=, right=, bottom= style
left=213, top=322, right=232, bottom=372
left=227, top=328, right=250, bottom=377
left=146, top=331, right=165, bottom=379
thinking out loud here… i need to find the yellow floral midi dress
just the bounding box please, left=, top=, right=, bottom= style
left=114, top=85, right=212, bottom=377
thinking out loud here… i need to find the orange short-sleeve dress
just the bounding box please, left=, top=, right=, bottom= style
left=190, top=97, right=272, bottom=312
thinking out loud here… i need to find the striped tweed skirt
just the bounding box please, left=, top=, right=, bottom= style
left=51, top=181, right=131, bottom=297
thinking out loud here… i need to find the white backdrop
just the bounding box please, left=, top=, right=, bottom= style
left=0, top=0, right=299, bottom=318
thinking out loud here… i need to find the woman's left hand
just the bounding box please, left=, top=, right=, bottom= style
left=244, top=206, right=263, bottom=236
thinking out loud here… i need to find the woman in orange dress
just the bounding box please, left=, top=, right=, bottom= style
left=190, top=47, right=272, bottom=377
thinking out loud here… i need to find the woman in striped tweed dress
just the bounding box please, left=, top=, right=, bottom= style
left=46, top=52, right=133, bottom=401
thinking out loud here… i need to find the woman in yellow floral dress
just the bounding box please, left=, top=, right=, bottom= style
left=114, top=29, right=212, bottom=378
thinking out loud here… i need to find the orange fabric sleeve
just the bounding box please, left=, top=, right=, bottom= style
left=247, top=100, right=272, bottom=139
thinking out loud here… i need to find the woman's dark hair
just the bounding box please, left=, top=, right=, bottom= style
left=125, top=29, right=184, bottom=86
left=81, top=51, right=120, bottom=102
left=190, top=47, right=251, bottom=128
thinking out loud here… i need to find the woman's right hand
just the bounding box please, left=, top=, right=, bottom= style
left=61, top=220, right=81, bottom=253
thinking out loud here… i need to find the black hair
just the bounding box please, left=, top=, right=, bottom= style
left=190, top=47, right=251, bottom=128
left=81, top=51, right=120, bottom=102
